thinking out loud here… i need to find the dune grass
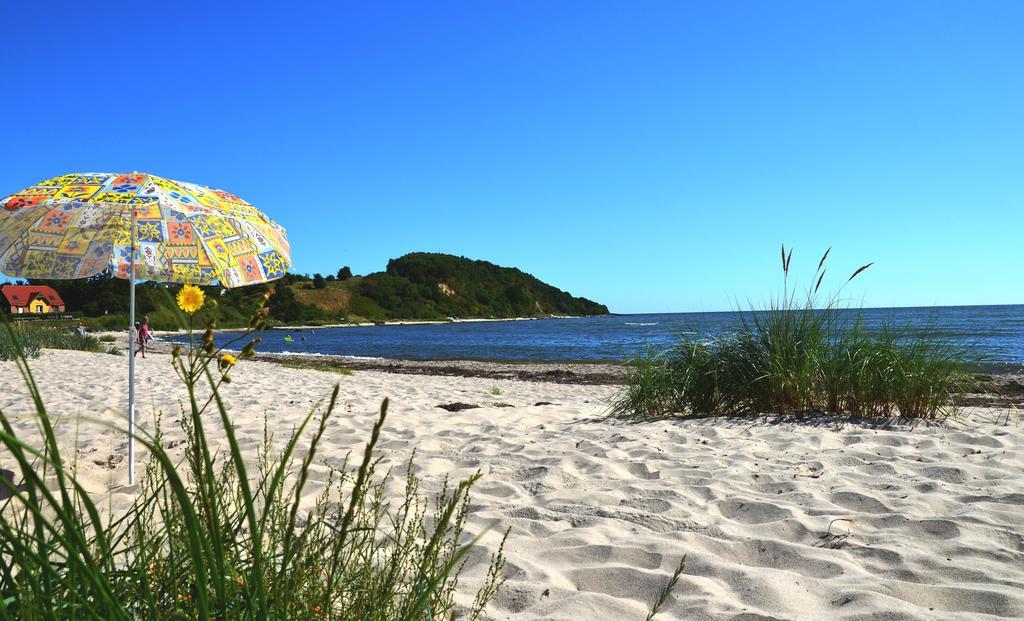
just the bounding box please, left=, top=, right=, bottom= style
left=0, top=325, right=103, bottom=360
left=0, top=295, right=509, bottom=619
left=612, top=247, right=975, bottom=420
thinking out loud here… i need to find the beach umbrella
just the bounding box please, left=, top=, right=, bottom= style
left=0, top=172, right=290, bottom=484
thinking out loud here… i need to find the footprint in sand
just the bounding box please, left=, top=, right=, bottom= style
left=540, top=544, right=664, bottom=570
left=908, top=519, right=961, bottom=540
left=619, top=497, right=673, bottom=514
left=919, top=465, right=968, bottom=483
left=625, top=461, right=661, bottom=480
left=476, top=481, right=519, bottom=499
left=716, top=499, right=792, bottom=524
left=830, top=490, right=890, bottom=514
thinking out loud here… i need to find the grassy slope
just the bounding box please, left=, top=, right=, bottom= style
left=290, top=279, right=354, bottom=315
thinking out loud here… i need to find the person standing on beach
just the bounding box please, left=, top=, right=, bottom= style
left=135, top=316, right=152, bottom=359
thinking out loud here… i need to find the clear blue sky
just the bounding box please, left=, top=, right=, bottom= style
left=2, top=1, right=1021, bottom=313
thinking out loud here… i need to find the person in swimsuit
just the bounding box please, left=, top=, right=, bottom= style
left=135, top=315, right=152, bottom=358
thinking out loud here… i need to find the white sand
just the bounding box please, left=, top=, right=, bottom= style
left=1, top=349, right=1023, bottom=620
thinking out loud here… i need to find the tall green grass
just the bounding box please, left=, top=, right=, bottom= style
left=0, top=325, right=103, bottom=360
left=611, top=247, right=975, bottom=420
left=0, top=296, right=508, bottom=619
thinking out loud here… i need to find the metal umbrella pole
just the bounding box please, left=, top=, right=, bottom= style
left=127, top=209, right=137, bottom=485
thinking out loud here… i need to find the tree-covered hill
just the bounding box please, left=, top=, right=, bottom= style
left=339, top=253, right=608, bottom=320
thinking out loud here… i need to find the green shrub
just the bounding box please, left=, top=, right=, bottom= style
left=99, top=334, right=116, bottom=342
left=611, top=247, right=975, bottom=420
left=347, top=294, right=388, bottom=321
left=83, top=313, right=131, bottom=332
left=32, top=328, right=103, bottom=353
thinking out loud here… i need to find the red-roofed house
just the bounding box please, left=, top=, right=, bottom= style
left=2, top=285, right=66, bottom=314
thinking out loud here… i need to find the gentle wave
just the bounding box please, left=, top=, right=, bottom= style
left=275, top=351, right=384, bottom=361
left=625, top=322, right=658, bottom=326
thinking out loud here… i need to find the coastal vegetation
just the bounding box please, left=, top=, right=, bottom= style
left=14, top=252, right=608, bottom=330
left=611, top=248, right=975, bottom=420
left=275, top=357, right=355, bottom=376
left=0, top=324, right=104, bottom=360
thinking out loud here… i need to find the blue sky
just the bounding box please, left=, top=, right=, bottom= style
left=1, top=1, right=1021, bottom=313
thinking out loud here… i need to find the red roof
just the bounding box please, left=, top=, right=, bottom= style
left=2, top=285, right=65, bottom=308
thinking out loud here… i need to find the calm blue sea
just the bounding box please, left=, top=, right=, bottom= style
left=190, top=305, right=1024, bottom=368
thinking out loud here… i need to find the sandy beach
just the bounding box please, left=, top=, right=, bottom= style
left=1, top=349, right=1022, bottom=620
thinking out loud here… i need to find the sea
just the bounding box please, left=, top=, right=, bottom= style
left=185, top=304, right=1024, bottom=370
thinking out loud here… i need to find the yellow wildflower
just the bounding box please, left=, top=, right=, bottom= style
left=176, top=284, right=205, bottom=313
left=220, top=353, right=238, bottom=368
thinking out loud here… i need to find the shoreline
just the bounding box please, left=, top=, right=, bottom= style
left=107, top=331, right=628, bottom=385
left=268, top=314, right=590, bottom=330
left=104, top=333, right=1024, bottom=400
left=259, top=352, right=628, bottom=385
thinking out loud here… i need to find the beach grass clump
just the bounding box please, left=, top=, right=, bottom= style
left=0, top=328, right=40, bottom=360
left=0, top=290, right=507, bottom=619
left=611, top=247, right=975, bottom=420
left=0, top=325, right=102, bottom=360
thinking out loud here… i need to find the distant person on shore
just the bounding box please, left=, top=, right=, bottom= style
left=134, top=316, right=152, bottom=359
left=75, top=322, right=87, bottom=336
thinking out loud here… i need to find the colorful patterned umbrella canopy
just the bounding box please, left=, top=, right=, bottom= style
left=0, top=172, right=290, bottom=286
left=0, top=172, right=290, bottom=486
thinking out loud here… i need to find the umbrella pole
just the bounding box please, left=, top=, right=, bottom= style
left=127, top=210, right=137, bottom=486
